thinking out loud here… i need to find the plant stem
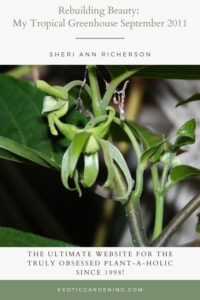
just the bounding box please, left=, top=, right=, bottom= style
left=151, top=165, right=159, bottom=190
left=89, top=80, right=147, bottom=245
left=131, top=165, right=144, bottom=201
left=113, top=118, right=145, bottom=203
left=113, top=163, right=148, bottom=246
left=87, top=65, right=103, bottom=117
left=125, top=199, right=149, bottom=246
left=112, top=117, right=147, bottom=245
left=64, top=80, right=92, bottom=98
left=151, top=165, right=162, bottom=239
left=160, top=163, right=170, bottom=189
left=153, top=193, right=164, bottom=239
left=118, top=119, right=145, bottom=202
left=151, top=163, right=170, bottom=239
left=93, top=80, right=145, bottom=247
left=152, top=192, right=200, bottom=246
left=113, top=118, right=141, bottom=160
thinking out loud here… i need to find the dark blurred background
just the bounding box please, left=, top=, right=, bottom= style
left=0, top=65, right=199, bottom=246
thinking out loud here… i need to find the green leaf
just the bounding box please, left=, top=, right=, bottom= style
left=126, top=121, right=162, bottom=149
left=140, top=140, right=166, bottom=168
left=170, top=165, right=200, bottom=185
left=0, top=136, right=59, bottom=169
left=106, top=66, right=200, bottom=80
left=118, top=121, right=166, bottom=168
left=176, top=93, right=200, bottom=107
left=0, top=75, right=88, bottom=168
left=177, top=119, right=196, bottom=143
left=0, top=147, right=25, bottom=164
left=0, top=227, right=74, bottom=247
left=0, top=75, right=62, bottom=166
left=172, top=119, right=196, bottom=152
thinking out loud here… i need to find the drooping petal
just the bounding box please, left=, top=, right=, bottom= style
left=61, top=146, right=76, bottom=191
left=47, top=113, right=58, bottom=136
left=53, top=117, right=79, bottom=140
left=69, top=132, right=90, bottom=177
left=107, top=142, right=134, bottom=200
left=61, top=146, right=83, bottom=196
left=98, top=139, right=114, bottom=188
left=82, top=153, right=99, bottom=188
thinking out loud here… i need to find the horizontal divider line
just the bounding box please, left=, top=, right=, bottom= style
left=75, top=37, right=125, bottom=40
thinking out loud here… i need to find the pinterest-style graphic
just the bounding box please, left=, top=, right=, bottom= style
left=0, top=0, right=200, bottom=299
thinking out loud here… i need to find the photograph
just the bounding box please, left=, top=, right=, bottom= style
left=1, top=0, right=200, bottom=298
left=0, top=65, right=200, bottom=247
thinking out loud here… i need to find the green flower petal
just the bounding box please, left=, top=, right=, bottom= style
left=36, top=80, right=68, bottom=100
left=88, top=106, right=115, bottom=138
left=42, top=96, right=67, bottom=115
left=53, top=118, right=79, bottom=140
left=69, top=132, right=90, bottom=177
left=107, top=142, right=134, bottom=200
left=82, top=153, right=99, bottom=188
left=47, top=114, right=58, bottom=136
left=98, top=139, right=114, bottom=188
left=61, top=147, right=82, bottom=196
left=61, top=146, right=76, bottom=191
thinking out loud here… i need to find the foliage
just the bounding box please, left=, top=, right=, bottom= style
left=0, top=227, right=71, bottom=247
left=0, top=65, right=200, bottom=246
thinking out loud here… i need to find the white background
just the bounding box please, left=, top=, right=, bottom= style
left=0, top=0, right=199, bottom=64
